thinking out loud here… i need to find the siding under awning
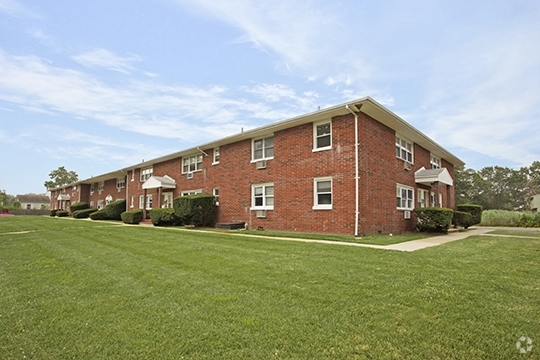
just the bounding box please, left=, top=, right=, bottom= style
left=414, top=167, right=454, bottom=186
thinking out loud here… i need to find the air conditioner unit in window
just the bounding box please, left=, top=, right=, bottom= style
left=404, top=210, right=411, bottom=219
left=187, top=172, right=193, bottom=179
left=403, top=161, right=412, bottom=171
left=256, top=210, right=267, bottom=218
left=256, top=160, right=267, bottom=169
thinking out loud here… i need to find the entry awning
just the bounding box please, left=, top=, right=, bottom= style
left=142, top=175, right=176, bottom=190
left=414, top=167, right=454, bottom=186
left=57, top=194, right=71, bottom=200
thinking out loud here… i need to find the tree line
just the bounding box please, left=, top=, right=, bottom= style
left=455, top=161, right=540, bottom=211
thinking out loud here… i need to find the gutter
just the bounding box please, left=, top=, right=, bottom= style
left=346, top=104, right=361, bottom=237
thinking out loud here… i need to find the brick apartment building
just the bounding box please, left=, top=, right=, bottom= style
left=49, top=97, right=464, bottom=235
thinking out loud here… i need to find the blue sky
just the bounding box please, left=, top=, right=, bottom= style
left=1, top=0, right=539, bottom=195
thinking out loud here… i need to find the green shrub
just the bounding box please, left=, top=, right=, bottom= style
left=50, top=209, right=58, bottom=217
left=480, top=210, right=521, bottom=226
left=105, top=199, right=126, bottom=221
left=90, top=209, right=109, bottom=221
left=452, top=211, right=473, bottom=228
left=173, top=194, right=217, bottom=226
left=517, top=211, right=540, bottom=227
left=72, top=208, right=98, bottom=219
left=456, top=204, right=483, bottom=226
left=121, top=209, right=143, bottom=224
left=150, top=208, right=182, bottom=227
left=70, top=202, right=89, bottom=213
left=414, top=207, right=454, bottom=232
left=56, top=210, right=69, bottom=217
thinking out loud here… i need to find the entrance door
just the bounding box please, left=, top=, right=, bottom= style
left=162, top=192, right=173, bottom=208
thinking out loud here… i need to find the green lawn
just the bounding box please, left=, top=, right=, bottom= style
left=487, top=229, right=540, bottom=238
left=1, top=216, right=539, bottom=359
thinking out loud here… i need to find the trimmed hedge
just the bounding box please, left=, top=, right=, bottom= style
left=56, top=210, right=69, bottom=217
left=452, top=211, right=473, bottom=228
left=173, top=194, right=217, bottom=226
left=70, top=202, right=89, bottom=213
left=72, top=208, right=98, bottom=219
left=457, top=204, right=483, bottom=226
left=121, top=209, right=143, bottom=224
left=414, top=207, right=454, bottom=232
left=50, top=209, right=58, bottom=217
left=105, top=199, right=126, bottom=221
left=90, top=209, right=109, bottom=220
left=150, top=208, right=182, bottom=227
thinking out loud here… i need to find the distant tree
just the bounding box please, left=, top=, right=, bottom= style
left=44, top=166, right=79, bottom=189
left=0, top=190, right=16, bottom=207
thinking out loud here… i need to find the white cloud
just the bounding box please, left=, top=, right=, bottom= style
left=72, top=48, right=142, bottom=74
left=0, top=0, right=39, bottom=18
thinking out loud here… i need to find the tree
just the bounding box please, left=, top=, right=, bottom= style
left=44, top=166, right=79, bottom=189
left=0, top=190, right=17, bottom=207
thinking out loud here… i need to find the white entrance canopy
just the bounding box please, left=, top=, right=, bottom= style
left=414, top=167, right=454, bottom=186
left=142, top=175, right=177, bottom=190
left=57, top=194, right=71, bottom=200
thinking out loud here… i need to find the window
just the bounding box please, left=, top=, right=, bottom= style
left=314, top=177, right=332, bottom=209
left=139, top=194, right=152, bottom=209
left=130, top=196, right=134, bottom=208
left=418, top=189, right=429, bottom=208
left=396, top=135, right=413, bottom=163
left=314, top=121, right=331, bottom=151
left=90, top=201, right=94, bottom=208
left=182, top=154, right=203, bottom=173
left=431, top=192, right=443, bottom=207
left=90, top=184, right=94, bottom=194
left=213, top=188, right=219, bottom=205
left=162, top=192, right=173, bottom=208
left=26, top=204, right=31, bottom=210
left=73, top=186, right=77, bottom=193
left=397, top=184, right=414, bottom=210
left=140, top=167, right=153, bottom=182
left=105, top=195, right=113, bottom=205
left=251, top=183, right=274, bottom=210
left=252, top=136, right=274, bottom=161
left=116, top=178, right=125, bottom=189
left=213, top=148, right=220, bottom=164
left=181, top=189, right=202, bottom=196
left=430, top=155, right=441, bottom=169
left=131, top=170, right=135, bottom=181
left=98, top=182, right=104, bottom=193
left=97, top=200, right=104, bottom=210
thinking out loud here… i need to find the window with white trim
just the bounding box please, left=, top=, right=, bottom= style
left=97, top=200, right=104, bottom=210
left=162, top=192, right=173, bottom=208
left=181, top=189, right=202, bottom=196
left=313, top=177, right=332, bottom=209
left=98, top=182, right=104, bottom=193
left=140, top=167, right=153, bottom=182
left=116, top=178, right=125, bottom=189
left=252, top=136, right=274, bottom=161
left=418, top=189, right=429, bottom=208
left=131, top=170, right=135, bottom=181
left=213, top=188, right=219, bottom=206
left=213, top=148, right=220, bottom=164
left=314, top=121, right=331, bottom=151
left=105, top=195, right=113, bottom=205
left=139, top=194, right=152, bottom=209
left=396, top=184, right=414, bottom=210
left=90, top=200, right=94, bottom=208
left=251, top=183, right=274, bottom=210
left=90, top=184, right=95, bottom=194
left=430, top=155, right=441, bottom=169
left=130, top=196, right=134, bottom=208
left=396, top=135, right=413, bottom=163
left=182, top=154, right=203, bottom=173
left=431, top=192, right=443, bottom=207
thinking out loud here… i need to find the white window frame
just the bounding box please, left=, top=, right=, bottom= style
left=90, top=200, right=94, bottom=208
left=213, top=188, right=219, bottom=206
left=251, top=183, right=274, bottom=210
left=162, top=192, right=173, bottom=208
left=397, top=184, right=414, bottom=210
left=182, top=154, right=203, bottom=174
left=430, top=192, right=443, bottom=208
left=430, top=154, right=441, bottom=169
left=97, top=200, right=104, bottom=210
left=418, top=189, right=429, bottom=208
left=130, top=196, right=134, bottom=208
left=213, top=147, right=220, bottom=165
left=313, top=120, right=332, bottom=151
left=252, top=135, right=274, bottom=162
left=116, top=178, right=125, bottom=189
left=131, top=170, right=135, bottom=182
left=90, top=184, right=95, bottom=195
left=98, top=182, right=104, bottom=194
left=181, top=189, right=202, bottom=196
left=396, top=135, right=414, bottom=163
left=313, top=177, right=332, bottom=210
left=139, top=194, right=152, bottom=210
left=140, top=167, right=153, bottom=182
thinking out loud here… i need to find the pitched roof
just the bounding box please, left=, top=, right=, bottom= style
left=16, top=194, right=50, bottom=203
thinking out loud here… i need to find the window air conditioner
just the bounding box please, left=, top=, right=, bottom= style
left=403, top=161, right=412, bottom=171
left=404, top=210, right=411, bottom=219
left=256, top=160, right=267, bottom=169
left=187, top=172, right=193, bottom=179
left=256, top=210, right=267, bottom=218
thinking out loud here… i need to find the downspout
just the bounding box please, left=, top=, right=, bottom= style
left=346, top=105, right=360, bottom=237
left=121, top=170, right=128, bottom=212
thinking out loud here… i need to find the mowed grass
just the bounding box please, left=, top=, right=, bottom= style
left=1, top=217, right=539, bottom=359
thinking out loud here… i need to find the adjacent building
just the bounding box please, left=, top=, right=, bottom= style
left=49, top=97, right=464, bottom=235
left=16, top=194, right=50, bottom=210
